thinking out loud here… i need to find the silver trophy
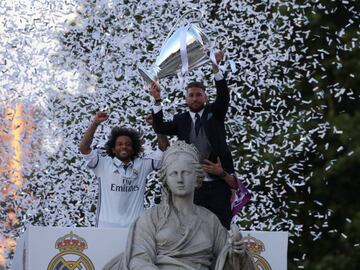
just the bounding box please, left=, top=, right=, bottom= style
left=139, top=10, right=217, bottom=84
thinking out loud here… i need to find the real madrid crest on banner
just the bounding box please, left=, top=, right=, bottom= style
left=244, top=234, right=272, bottom=270
left=47, top=231, right=95, bottom=270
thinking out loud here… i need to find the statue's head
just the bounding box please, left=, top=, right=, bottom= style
left=159, top=141, right=205, bottom=196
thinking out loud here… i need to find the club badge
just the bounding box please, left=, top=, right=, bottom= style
left=244, top=234, right=272, bottom=270
left=47, top=231, right=95, bottom=270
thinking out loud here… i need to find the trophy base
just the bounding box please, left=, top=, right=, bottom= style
left=138, top=68, right=157, bottom=84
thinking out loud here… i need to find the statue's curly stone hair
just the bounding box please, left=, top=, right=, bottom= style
left=159, top=141, right=205, bottom=188
left=158, top=141, right=206, bottom=222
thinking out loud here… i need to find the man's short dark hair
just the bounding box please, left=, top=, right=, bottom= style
left=186, top=81, right=206, bottom=93
left=104, top=127, right=143, bottom=158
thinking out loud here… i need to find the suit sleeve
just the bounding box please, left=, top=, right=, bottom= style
left=211, top=77, right=230, bottom=121
left=152, top=109, right=178, bottom=136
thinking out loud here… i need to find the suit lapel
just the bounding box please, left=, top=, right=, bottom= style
left=201, top=106, right=210, bottom=130
left=183, top=107, right=210, bottom=141
left=183, top=112, right=192, bottom=142
left=201, top=106, right=209, bottom=121
left=201, top=106, right=215, bottom=147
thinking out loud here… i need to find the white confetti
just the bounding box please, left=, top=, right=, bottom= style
left=1, top=0, right=357, bottom=268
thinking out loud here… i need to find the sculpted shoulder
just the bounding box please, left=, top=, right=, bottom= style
left=135, top=204, right=167, bottom=226
left=195, top=205, right=223, bottom=226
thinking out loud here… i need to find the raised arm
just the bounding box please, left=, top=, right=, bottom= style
left=145, top=114, right=170, bottom=151
left=156, top=134, right=169, bottom=151
left=211, top=50, right=224, bottom=74
left=149, top=82, right=178, bottom=136
left=210, top=50, right=230, bottom=120
left=79, top=111, right=108, bottom=154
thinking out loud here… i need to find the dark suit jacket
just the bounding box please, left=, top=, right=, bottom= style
left=152, top=78, right=235, bottom=175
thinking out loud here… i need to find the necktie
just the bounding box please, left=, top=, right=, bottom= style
left=195, top=113, right=201, bottom=136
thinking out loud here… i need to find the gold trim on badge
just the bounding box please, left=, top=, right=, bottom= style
left=243, top=234, right=272, bottom=270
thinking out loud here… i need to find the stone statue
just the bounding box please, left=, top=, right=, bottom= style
left=104, top=141, right=255, bottom=270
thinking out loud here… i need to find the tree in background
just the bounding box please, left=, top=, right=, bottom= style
left=289, top=1, right=360, bottom=269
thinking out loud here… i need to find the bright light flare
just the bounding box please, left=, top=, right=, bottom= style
left=0, top=102, right=34, bottom=267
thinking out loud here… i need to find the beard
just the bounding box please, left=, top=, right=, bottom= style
left=188, top=103, right=205, bottom=112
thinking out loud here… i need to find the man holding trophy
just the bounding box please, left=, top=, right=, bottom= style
left=148, top=50, right=237, bottom=229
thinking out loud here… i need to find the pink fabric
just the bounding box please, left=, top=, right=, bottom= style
left=231, top=175, right=252, bottom=216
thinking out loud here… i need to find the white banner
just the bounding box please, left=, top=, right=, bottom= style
left=243, top=231, right=288, bottom=270
left=12, top=227, right=287, bottom=270
left=12, top=226, right=128, bottom=270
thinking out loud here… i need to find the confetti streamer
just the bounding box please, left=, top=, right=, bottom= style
left=1, top=0, right=358, bottom=269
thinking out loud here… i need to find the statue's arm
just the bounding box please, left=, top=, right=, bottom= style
left=128, top=213, right=159, bottom=270
left=213, top=220, right=255, bottom=270
left=226, top=226, right=256, bottom=270
left=212, top=215, right=229, bottom=256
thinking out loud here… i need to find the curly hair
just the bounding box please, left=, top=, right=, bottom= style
left=104, top=127, right=143, bottom=158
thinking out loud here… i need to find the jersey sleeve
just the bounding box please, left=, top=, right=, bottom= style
left=82, top=149, right=105, bottom=176
left=142, top=150, right=163, bottom=170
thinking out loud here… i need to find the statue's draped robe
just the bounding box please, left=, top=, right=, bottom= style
left=104, top=204, right=255, bottom=270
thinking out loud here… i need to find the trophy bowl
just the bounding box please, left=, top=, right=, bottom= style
left=139, top=10, right=214, bottom=84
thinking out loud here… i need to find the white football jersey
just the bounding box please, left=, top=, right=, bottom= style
left=83, top=149, right=162, bottom=228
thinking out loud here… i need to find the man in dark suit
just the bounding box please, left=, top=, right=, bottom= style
left=149, top=51, right=237, bottom=229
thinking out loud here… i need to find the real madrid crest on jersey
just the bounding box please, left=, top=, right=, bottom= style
left=244, top=234, right=272, bottom=270
left=47, top=231, right=95, bottom=270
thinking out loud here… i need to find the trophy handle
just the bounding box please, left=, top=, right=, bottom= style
left=167, top=10, right=204, bottom=38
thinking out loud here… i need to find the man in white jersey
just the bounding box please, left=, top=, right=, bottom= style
left=79, top=111, right=169, bottom=228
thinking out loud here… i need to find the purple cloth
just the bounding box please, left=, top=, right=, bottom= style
left=231, top=175, right=252, bottom=216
